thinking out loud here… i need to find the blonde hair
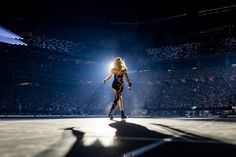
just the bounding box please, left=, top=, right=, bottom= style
left=112, top=57, right=127, bottom=75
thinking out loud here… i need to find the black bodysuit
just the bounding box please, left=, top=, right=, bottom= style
left=110, top=69, right=131, bottom=110
left=112, top=74, right=124, bottom=92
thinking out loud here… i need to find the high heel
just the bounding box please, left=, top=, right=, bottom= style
left=121, top=111, right=127, bottom=119
left=108, top=111, right=114, bottom=120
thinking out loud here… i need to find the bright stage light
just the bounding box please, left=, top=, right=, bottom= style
left=0, top=35, right=27, bottom=46
left=0, top=26, right=23, bottom=39
left=0, top=26, right=27, bottom=46
left=109, top=61, right=114, bottom=70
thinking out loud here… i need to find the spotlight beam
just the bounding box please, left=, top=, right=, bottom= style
left=0, top=35, right=27, bottom=46
left=0, top=26, right=27, bottom=46
left=0, top=26, right=23, bottom=39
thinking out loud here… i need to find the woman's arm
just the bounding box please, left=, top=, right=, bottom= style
left=103, top=70, right=113, bottom=83
left=124, top=69, right=132, bottom=89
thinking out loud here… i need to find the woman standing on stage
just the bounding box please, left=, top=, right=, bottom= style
left=103, top=57, right=132, bottom=120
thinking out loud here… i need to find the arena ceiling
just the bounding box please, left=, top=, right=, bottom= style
left=1, top=1, right=235, bottom=23
left=0, top=2, right=235, bottom=52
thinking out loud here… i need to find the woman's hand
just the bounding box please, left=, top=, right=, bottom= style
left=128, top=82, right=132, bottom=90
left=102, top=80, right=106, bottom=84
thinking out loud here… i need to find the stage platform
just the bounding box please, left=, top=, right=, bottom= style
left=0, top=117, right=236, bottom=157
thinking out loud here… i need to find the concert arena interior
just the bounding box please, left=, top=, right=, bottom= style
left=1, top=1, right=236, bottom=157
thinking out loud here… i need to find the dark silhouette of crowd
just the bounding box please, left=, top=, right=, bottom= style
left=1, top=64, right=236, bottom=116
left=1, top=28, right=236, bottom=117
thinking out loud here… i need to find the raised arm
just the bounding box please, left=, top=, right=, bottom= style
left=103, top=70, right=113, bottom=83
left=124, top=69, right=132, bottom=89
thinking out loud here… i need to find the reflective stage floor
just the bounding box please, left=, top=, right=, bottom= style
left=0, top=117, right=236, bottom=157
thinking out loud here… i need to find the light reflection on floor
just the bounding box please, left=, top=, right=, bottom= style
left=0, top=118, right=236, bottom=157
left=78, top=118, right=116, bottom=147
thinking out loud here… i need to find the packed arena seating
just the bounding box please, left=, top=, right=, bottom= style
left=1, top=28, right=236, bottom=117
left=146, top=37, right=236, bottom=62
left=23, top=32, right=86, bottom=57
left=1, top=63, right=236, bottom=116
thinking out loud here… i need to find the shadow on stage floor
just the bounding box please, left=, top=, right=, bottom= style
left=65, top=120, right=171, bottom=157
left=37, top=120, right=236, bottom=157
left=143, top=123, right=236, bottom=157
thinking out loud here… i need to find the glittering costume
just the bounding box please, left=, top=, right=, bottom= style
left=108, top=69, right=132, bottom=119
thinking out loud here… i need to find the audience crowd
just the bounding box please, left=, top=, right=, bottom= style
left=146, top=37, right=236, bottom=62
left=1, top=65, right=236, bottom=116
left=1, top=32, right=236, bottom=117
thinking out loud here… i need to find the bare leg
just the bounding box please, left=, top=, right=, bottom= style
left=118, top=95, right=127, bottom=119
left=108, top=88, right=119, bottom=120
left=118, top=96, right=124, bottom=111
left=109, top=87, right=126, bottom=119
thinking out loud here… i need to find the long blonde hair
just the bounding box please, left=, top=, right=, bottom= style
left=112, top=57, right=127, bottom=75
